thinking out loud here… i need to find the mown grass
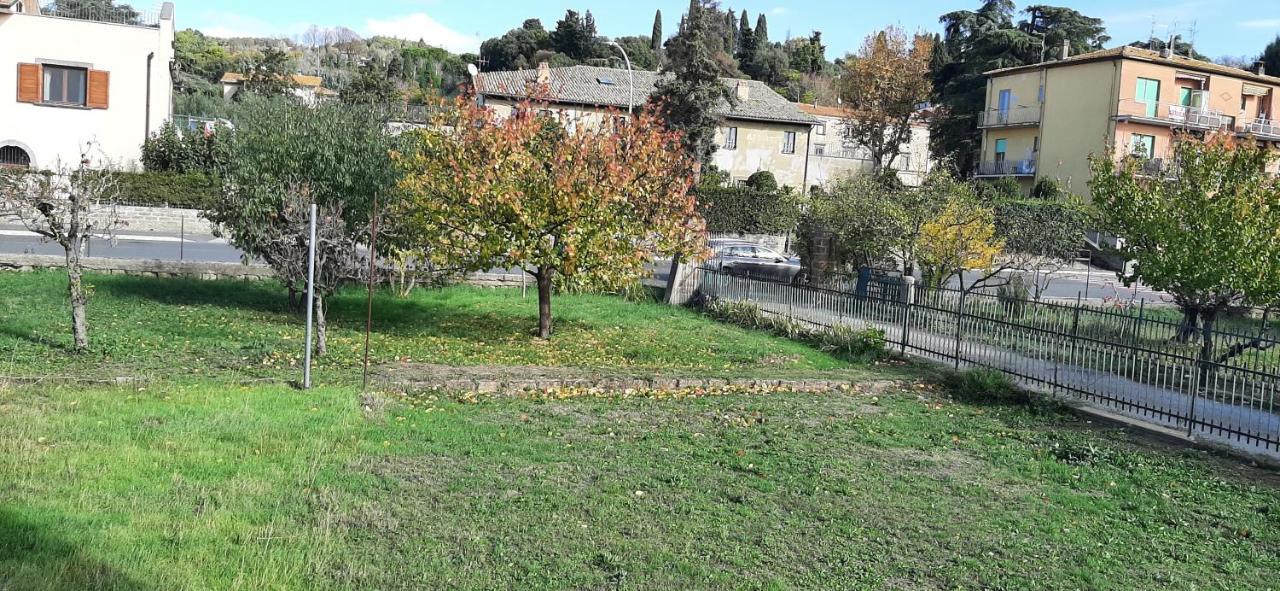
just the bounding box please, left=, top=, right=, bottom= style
left=2, top=270, right=1278, bottom=589
left=0, top=270, right=877, bottom=383
left=2, top=381, right=1278, bottom=590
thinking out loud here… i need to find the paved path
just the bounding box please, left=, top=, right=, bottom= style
left=703, top=275, right=1280, bottom=460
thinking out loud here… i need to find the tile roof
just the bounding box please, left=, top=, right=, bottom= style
left=475, top=65, right=820, bottom=126
left=220, top=72, right=326, bottom=88
left=986, top=46, right=1280, bottom=87
left=797, top=104, right=845, bottom=118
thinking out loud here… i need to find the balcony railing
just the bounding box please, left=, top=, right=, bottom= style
left=1243, top=119, right=1280, bottom=139
left=978, top=106, right=1041, bottom=128
left=976, top=158, right=1036, bottom=177
left=1115, top=99, right=1233, bottom=131
left=811, top=146, right=870, bottom=161
left=39, top=3, right=164, bottom=27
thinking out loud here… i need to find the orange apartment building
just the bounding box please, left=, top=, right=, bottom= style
left=976, top=45, right=1280, bottom=197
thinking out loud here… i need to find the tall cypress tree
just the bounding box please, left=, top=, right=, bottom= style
left=755, top=13, right=769, bottom=45
left=651, top=9, right=663, bottom=52
left=736, top=10, right=755, bottom=63
left=651, top=0, right=734, bottom=165
left=723, top=11, right=736, bottom=54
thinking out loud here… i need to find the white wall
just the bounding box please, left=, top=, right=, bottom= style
left=0, top=3, right=174, bottom=170
left=805, top=113, right=932, bottom=187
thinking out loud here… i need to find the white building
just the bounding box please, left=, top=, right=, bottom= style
left=219, top=72, right=337, bottom=106
left=0, top=0, right=175, bottom=170
left=797, top=104, right=933, bottom=187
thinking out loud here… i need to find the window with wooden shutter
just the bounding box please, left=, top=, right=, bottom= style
left=16, top=63, right=41, bottom=103
left=86, top=70, right=109, bottom=109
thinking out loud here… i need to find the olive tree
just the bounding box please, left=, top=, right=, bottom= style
left=206, top=98, right=401, bottom=356
left=1091, top=134, right=1280, bottom=361
left=0, top=155, right=123, bottom=353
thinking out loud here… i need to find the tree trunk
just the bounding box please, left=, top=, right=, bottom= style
left=1175, top=306, right=1200, bottom=344
left=314, top=293, right=328, bottom=357
left=66, top=241, right=88, bottom=353
left=535, top=268, right=553, bottom=339
left=1199, top=308, right=1218, bottom=364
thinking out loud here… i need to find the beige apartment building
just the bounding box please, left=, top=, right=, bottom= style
left=978, top=46, right=1280, bottom=196
left=474, top=64, right=820, bottom=189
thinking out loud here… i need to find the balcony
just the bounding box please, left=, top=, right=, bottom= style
left=978, top=106, right=1041, bottom=128
left=1115, top=99, right=1233, bottom=131
left=975, top=158, right=1037, bottom=177
left=36, top=3, right=165, bottom=27
left=811, top=145, right=870, bottom=161
left=1242, top=119, right=1280, bottom=141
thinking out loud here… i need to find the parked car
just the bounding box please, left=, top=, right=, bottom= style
left=708, top=239, right=808, bottom=285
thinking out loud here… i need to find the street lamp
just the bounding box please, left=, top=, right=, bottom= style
left=605, top=41, right=634, bottom=117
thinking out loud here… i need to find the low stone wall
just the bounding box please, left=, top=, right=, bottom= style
left=0, top=255, right=540, bottom=288
left=0, top=253, right=274, bottom=281
left=709, top=232, right=790, bottom=254
left=375, top=362, right=902, bottom=397
left=113, top=205, right=214, bottom=236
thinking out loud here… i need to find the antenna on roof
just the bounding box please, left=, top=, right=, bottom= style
left=1188, top=21, right=1199, bottom=58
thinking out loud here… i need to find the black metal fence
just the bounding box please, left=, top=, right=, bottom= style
left=689, top=266, right=1280, bottom=457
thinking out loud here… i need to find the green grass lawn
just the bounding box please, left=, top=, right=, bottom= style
left=0, top=271, right=873, bottom=383
left=2, top=270, right=1278, bottom=589
left=3, top=381, right=1278, bottom=590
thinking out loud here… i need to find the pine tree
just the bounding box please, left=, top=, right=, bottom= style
left=652, top=9, right=664, bottom=52
left=756, top=13, right=769, bottom=45
left=1262, top=36, right=1280, bottom=77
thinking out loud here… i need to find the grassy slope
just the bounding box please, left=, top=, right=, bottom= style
left=1, top=270, right=1277, bottom=589
left=0, top=271, right=871, bottom=382
left=2, top=383, right=1278, bottom=590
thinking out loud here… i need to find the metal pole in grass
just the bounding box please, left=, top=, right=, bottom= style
left=953, top=289, right=966, bottom=370
left=900, top=276, right=914, bottom=357
left=362, top=193, right=381, bottom=391
left=303, top=203, right=318, bottom=390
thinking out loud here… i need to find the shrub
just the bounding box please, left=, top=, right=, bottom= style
left=945, top=368, right=1028, bottom=406
left=1030, top=177, right=1063, bottom=200
left=141, top=120, right=231, bottom=174
left=698, top=186, right=802, bottom=234
left=744, top=170, right=778, bottom=192
left=113, top=171, right=221, bottom=209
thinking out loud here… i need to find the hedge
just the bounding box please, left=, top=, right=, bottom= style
left=698, top=186, right=803, bottom=234
left=114, top=171, right=221, bottom=210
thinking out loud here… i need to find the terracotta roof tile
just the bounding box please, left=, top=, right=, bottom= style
left=986, top=46, right=1280, bottom=87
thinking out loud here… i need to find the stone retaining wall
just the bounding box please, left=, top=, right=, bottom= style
left=0, top=254, right=541, bottom=288
left=0, top=253, right=274, bottom=281
left=114, top=205, right=213, bottom=235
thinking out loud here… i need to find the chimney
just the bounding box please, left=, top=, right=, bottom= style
left=1060, top=39, right=1070, bottom=60
left=536, top=62, right=550, bottom=85
left=1160, top=34, right=1175, bottom=59
left=736, top=81, right=750, bottom=102
left=1256, top=61, right=1267, bottom=76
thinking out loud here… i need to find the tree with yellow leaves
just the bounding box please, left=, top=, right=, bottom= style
left=916, top=184, right=1004, bottom=289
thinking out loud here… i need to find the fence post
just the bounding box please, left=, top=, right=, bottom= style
left=953, top=289, right=966, bottom=370
left=900, top=276, right=915, bottom=356
left=1187, top=353, right=1203, bottom=437
left=1068, top=292, right=1083, bottom=369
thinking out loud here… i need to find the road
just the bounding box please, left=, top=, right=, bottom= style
left=0, top=227, right=1169, bottom=304
left=0, top=228, right=246, bottom=264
